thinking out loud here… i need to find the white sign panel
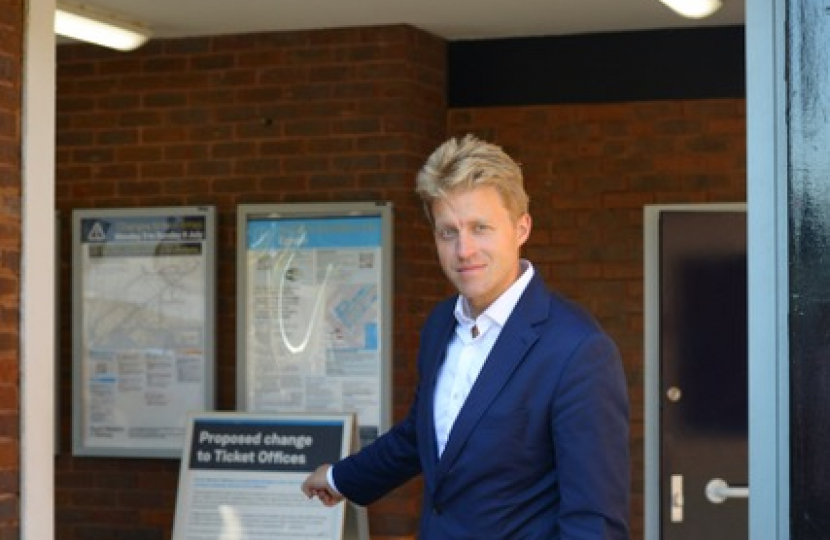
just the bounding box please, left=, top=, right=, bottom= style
left=173, top=413, right=367, bottom=540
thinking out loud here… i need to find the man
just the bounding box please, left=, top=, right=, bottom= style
left=302, top=134, right=630, bottom=539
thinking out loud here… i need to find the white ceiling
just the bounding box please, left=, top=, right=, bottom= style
left=69, top=0, right=744, bottom=42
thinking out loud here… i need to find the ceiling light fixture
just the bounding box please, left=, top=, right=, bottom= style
left=657, top=0, right=723, bottom=19
left=55, top=1, right=152, bottom=51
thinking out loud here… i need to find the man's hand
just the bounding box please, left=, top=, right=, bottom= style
left=301, top=464, right=345, bottom=506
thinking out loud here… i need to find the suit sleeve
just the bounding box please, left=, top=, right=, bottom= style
left=331, top=388, right=423, bottom=506
left=553, top=331, right=630, bottom=540
left=332, top=299, right=454, bottom=507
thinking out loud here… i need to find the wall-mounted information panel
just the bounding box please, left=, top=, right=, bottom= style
left=237, top=202, right=393, bottom=447
left=72, top=206, right=216, bottom=458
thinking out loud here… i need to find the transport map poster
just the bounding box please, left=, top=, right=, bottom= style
left=237, top=203, right=393, bottom=447
left=72, top=207, right=216, bottom=458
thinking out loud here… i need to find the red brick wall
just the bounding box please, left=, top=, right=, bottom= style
left=56, top=25, right=446, bottom=540
left=449, top=100, right=747, bottom=539
left=56, top=24, right=747, bottom=540
left=0, top=0, right=22, bottom=538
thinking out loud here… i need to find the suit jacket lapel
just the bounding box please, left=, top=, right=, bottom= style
left=419, top=304, right=457, bottom=485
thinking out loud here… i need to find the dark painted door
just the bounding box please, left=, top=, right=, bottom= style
left=659, top=210, right=748, bottom=539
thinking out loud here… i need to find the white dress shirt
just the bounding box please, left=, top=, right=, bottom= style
left=433, top=260, right=534, bottom=456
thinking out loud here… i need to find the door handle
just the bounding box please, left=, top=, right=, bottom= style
left=705, top=478, right=749, bottom=503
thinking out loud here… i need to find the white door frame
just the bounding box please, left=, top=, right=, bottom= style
left=746, top=0, right=790, bottom=538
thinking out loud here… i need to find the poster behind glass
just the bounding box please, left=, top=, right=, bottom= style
left=237, top=202, right=393, bottom=447
left=72, top=206, right=216, bottom=458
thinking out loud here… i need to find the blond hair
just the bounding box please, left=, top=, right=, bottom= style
left=415, top=134, right=529, bottom=223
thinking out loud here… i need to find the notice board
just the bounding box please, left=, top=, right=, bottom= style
left=236, top=202, right=393, bottom=448
left=172, top=412, right=368, bottom=540
left=71, top=206, right=216, bottom=458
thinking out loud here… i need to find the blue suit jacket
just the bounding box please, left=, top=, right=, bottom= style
left=333, top=273, right=630, bottom=539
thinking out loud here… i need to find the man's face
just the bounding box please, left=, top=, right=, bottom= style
left=431, top=186, right=531, bottom=317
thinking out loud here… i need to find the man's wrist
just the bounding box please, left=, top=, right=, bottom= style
left=325, top=464, right=341, bottom=495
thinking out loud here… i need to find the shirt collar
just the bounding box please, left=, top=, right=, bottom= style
left=454, top=260, right=535, bottom=330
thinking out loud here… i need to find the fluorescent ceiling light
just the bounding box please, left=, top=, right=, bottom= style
left=658, top=0, right=723, bottom=19
left=55, top=1, right=152, bottom=51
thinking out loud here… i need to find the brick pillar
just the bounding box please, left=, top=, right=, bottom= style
left=0, top=0, right=23, bottom=538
